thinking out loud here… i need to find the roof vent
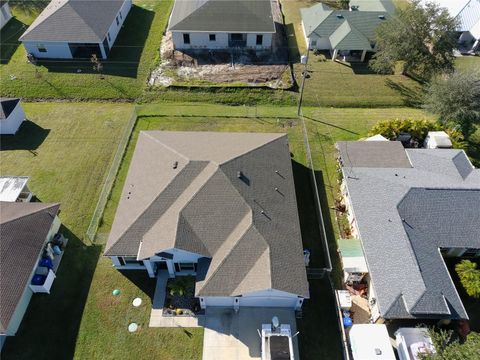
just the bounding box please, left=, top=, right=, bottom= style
left=378, top=15, right=385, bottom=20
left=350, top=5, right=359, bottom=11
left=237, top=171, right=243, bottom=178
left=375, top=348, right=382, bottom=355
left=336, top=14, right=344, bottom=19
left=173, top=161, right=178, bottom=169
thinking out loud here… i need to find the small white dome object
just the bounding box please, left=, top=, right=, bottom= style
left=128, top=323, right=138, bottom=332
left=132, top=297, right=142, bottom=307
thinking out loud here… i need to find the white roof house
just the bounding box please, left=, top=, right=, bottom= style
left=0, top=176, right=32, bottom=202
left=421, top=0, right=480, bottom=52
left=349, top=324, right=396, bottom=360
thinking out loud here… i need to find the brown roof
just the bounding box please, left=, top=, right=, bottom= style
left=0, top=202, right=60, bottom=334
left=105, top=131, right=309, bottom=298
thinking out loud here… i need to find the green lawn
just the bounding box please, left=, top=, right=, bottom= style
left=0, top=102, right=133, bottom=359
left=0, top=0, right=173, bottom=100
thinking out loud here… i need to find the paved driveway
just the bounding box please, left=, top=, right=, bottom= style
left=202, top=307, right=299, bottom=360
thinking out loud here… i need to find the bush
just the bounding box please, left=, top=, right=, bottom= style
left=455, top=260, right=480, bottom=299
left=368, top=118, right=465, bottom=148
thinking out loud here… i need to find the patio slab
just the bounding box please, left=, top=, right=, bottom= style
left=202, top=307, right=299, bottom=360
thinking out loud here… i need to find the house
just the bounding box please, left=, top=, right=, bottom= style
left=167, top=0, right=275, bottom=51
left=0, top=201, right=62, bottom=350
left=19, top=0, right=132, bottom=59
left=424, top=131, right=453, bottom=149
left=0, top=98, right=25, bottom=135
left=0, top=1, right=12, bottom=30
left=0, top=176, right=33, bottom=202
left=104, top=131, right=309, bottom=310
left=421, top=0, right=480, bottom=53
left=301, top=0, right=394, bottom=61
left=337, top=140, right=480, bottom=322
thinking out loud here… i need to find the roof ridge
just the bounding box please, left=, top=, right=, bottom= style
left=169, top=0, right=211, bottom=30
left=143, top=131, right=190, bottom=162
left=0, top=202, right=59, bottom=225
left=20, top=0, right=70, bottom=40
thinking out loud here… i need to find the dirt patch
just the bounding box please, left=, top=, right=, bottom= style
left=149, top=0, right=292, bottom=88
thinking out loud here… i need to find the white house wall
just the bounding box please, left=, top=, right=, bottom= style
left=23, top=41, right=73, bottom=59
left=5, top=215, right=61, bottom=336
left=172, top=31, right=273, bottom=50
left=105, top=0, right=132, bottom=50
left=0, top=102, right=26, bottom=135
left=0, top=3, right=12, bottom=29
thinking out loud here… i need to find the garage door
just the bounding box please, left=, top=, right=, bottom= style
left=239, top=296, right=297, bottom=308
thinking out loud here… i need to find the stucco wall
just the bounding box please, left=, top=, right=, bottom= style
left=0, top=102, right=25, bottom=135
left=23, top=41, right=73, bottom=59
left=105, top=0, right=132, bottom=50
left=172, top=31, right=273, bottom=50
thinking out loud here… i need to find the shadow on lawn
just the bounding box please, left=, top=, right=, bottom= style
left=385, top=78, right=424, bottom=108
left=2, top=225, right=102, bottom=360
left=36, top=5, right=155, bottom=78
left=0, top=18, right=27, bottom=64
left=118, top=270, right=156, bottom=300
left=0, top=120, right=50, bottom=151
left=302, top=115, right=359, bottom=135
left=285, top=23, right=300, bottom=63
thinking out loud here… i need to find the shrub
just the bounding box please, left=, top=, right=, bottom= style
left=368, top=118, right=465, bottom=148
left=455, top=260, right=480, bottom=299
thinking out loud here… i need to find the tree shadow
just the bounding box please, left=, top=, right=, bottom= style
left=0, top=120, right=50, bottom=151
left=385, top=78, right=424, bottom=107
left=302, top=115, right=359, bottom=135
left=0, top=18, right=27, bottom=64
left=36, top=5, right=155, bottom=78
left=285, top=23, right=300, bottom=62
left=117, top=270, right=156, bottom=300
left=1, top=225, right=102, bottom=360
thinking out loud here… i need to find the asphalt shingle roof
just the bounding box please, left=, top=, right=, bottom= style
left=104, top=131, right=309, bottom=298
left=0, top=98, right=20, bottom=120
left=168, top=0, right=275, bottom=33
left=20, top=0, right=126, bottom=42
left=0, top=202, right=60, bottom=334
left=301, top=0, right=393, bottom=50
left=338, top=142, right=480, bottom=320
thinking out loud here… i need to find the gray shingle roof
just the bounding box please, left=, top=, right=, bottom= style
left=301, top=0, right=393, bottom=49
left=168, top=0, right=275, bottom=33
left=338, top=141, right=480, bottom=320
left=105, top=131, right=309, bottom=298
left=20, top=0, right=126, bottom=42
left=0, top=98, right=20, bottom=120
left=337, top=141, right=412, bottom=168
left=0, top=202, right=60, bottom=334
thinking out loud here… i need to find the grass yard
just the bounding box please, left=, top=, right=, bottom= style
left=0, top=0, right=173, bottom=100
left=0, top=102, right=133, bottom=359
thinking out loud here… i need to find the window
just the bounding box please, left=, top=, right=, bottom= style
left=310, top=40, right=317, bottom=47
left=119, top=11, right=122, bottom=19
left=108, top=33, right=111, bottom=42
left=116, top=16, right=119, bottom=26
left=119, top=256, right=143, bottom=266
left=174, top=262, right=196, bottom=272
left=256, top=34, right=263, bottom=46
left=37, top=44, right=47, bottom=53
left=231, top=33, right=243, bottom=41
left=209, top=34, right=216, bottom=41
left=183, top=33, right=190, bottom=44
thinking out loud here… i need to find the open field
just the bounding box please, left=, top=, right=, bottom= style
left=0, top=0, right=173, bottom=100
left=0, top=102, right=132, bottom=359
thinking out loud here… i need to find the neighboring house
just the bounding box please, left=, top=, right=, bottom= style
left=19, top=0, right=132, bottom=59
left=0, top=176, right=33, bottom=202
left=167, top=0, right=275, bottom=51
left=0, top=202, right=61, bottom=350
left=301, top=0, right=394, bottom=61
left=337, top=141, right=480, bottom=322
left=104, top=131, right=309, bottom=310
left=0, top=98, right=25, bottom=135
left=0, top=1, right=12, bottom=30
left=421, top=0, right=480, bottom=53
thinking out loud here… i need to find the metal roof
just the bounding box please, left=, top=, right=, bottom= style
left=338, top=141, right=480, bottom=320
left=0, top=202, right=60, bottom=334
left=168, top=0, right=275, bottom=33
left=0, top=176, right=29, bottom=202
left=20, top=0, right=126, bottom=42
left=105, top=131, right=309, bottom=298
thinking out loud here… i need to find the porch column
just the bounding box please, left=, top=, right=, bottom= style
left=144, top=260, right=155, bottom=278
left=332, top=48, right=338, bottom=60
left=166, top=260, right=175, bottom=278
left=99, top=43, right=107, bottom=59
left=360, top=50, right=367, bottom=62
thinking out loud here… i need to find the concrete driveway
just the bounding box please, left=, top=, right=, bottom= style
left=202, top=307, right=299, bottom=360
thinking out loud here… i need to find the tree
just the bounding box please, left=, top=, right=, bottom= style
left=370, top=0, right=458, bottom=79
left=422, top=329, right=480, bottom=360
left=90, top=54, right=104, bottom=79
left=424, top=70, right=480, bottom=137
left=455, top=260, right=480, bottom=299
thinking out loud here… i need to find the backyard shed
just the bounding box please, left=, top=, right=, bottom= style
left=0, top=98, right=25, bottom=135
left=19, top=0, right=132, bottom=59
